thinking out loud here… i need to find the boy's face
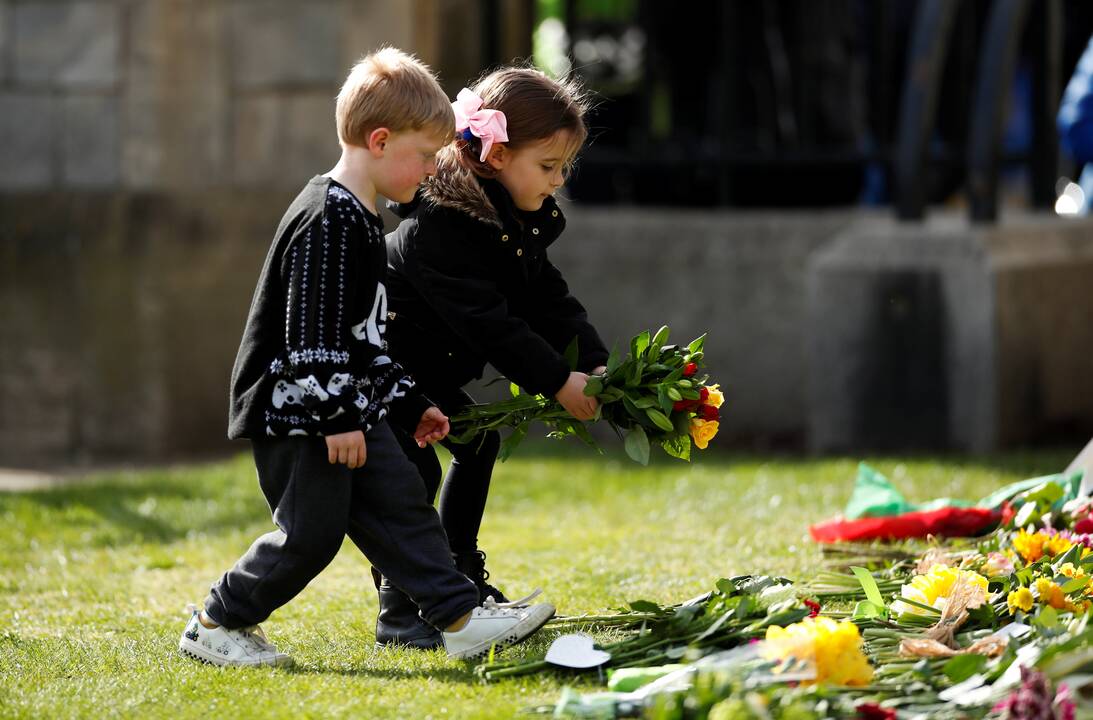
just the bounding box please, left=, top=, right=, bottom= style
left=372, top=129, right=450, bottom=203
left=491, top=130, right=576, bottom=212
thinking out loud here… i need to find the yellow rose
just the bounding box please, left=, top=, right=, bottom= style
left=706, top=384, right=724, bottom=408
left=690, top=418, right=719, bottom=450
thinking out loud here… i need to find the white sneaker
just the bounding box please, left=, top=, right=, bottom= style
left=443, top=592, right=555, bottom=660
left=178, top=605, right=292, bottom=667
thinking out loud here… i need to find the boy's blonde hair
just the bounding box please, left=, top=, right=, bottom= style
left=336, top=47, right=454, bottom=147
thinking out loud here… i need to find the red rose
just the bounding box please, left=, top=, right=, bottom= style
left=699, top=387, right=709, bottom=402
left=1076, top=515, right=1093, bottom=534
left=700, top=405, right=719, bottom=421
left=673, top=400, right=688, bottom=412
left=683, top=362, right=697, bottom=377
left=803, top=598, right=821, bottom=617
left=855, top=704, right=896, bottom=720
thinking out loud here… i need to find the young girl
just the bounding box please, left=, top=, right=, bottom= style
left=376, top=68, right=609, bottom=649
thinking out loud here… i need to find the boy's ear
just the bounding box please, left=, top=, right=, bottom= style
left=367, top=128, right=391, bottom=156
left=485, top=143, right=508, bottom=171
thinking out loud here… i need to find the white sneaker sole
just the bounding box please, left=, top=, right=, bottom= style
left=178, top=638, right=293, bottom=668
left=447, top=604, right=556, bottom=660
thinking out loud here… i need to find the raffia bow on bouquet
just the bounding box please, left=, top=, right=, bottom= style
left=447, top=326, right=723, bottom=465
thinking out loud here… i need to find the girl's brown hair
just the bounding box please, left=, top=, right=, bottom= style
left=452, top=67, right=591, bottom=178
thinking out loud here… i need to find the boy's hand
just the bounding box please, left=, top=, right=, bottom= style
left=326, top=430, right=366, bottom=469
left=555, top=371, right=599, bottom=421
left=414, top=407, right=450, bottom=448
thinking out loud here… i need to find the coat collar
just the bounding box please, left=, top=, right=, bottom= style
left=399, top=147, right=566, bottom=245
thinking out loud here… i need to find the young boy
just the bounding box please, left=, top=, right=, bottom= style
left=178, top=48, right=554, bottom=666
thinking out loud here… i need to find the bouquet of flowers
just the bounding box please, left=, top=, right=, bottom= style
left=448, top=326, right=723, bottom=464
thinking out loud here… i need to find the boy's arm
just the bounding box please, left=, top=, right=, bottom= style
left=280, top=217, right=373, bottom=436
left=526, top=254, right=609, bottom=373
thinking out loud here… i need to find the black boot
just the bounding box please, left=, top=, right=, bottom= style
left=453, top=550, right=509, bottom=604
left=371, top=568, right=443, bottom=650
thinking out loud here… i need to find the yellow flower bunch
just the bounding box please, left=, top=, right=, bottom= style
left=890, top=564, right=989, bottom=616
left=690, top=418, right=719, bottom=450
left=762, top=616, right=873, bottom=686
left=1011, top=530, right=1077, bottom=564
left=1007, top=587, right=1034, bottom=614
left=1034, top=578, right=1068, bottom=609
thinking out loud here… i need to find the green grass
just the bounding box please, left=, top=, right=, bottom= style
left=0, top=443, right=1074, bottom=719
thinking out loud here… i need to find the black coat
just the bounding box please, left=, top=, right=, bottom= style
left=385, top=154, right=608, bottom=398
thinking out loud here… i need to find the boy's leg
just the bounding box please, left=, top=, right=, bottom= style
left=205, top=437, right=351, bottom=628
left=345, top=422, right=478, bottom=631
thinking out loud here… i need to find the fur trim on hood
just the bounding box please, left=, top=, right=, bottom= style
left=419, top=146, right=503, bottom=228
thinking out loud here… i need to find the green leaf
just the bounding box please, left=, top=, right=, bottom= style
left=624, top=426, right=650, bottom=465
left=1036, top=605, right=1060, bottom=631
left=850, top=566, right=886, bottom=608
left=599, top=386, right=626, bottom=402
left=569, top=421, right=602, bottom=453
left=1062, top=576, right=1089, bottom=594
left=657, top=386, right=674, bottom=414
left=497, top=425, right=528, bottom=462
left=563, top=336, right=579, bottom=371
left=631, top=396, right=656, bottom=409
left=645, top=408, right=675, bottom=432
left=943, top=654, right=987, bottom=683
left=583, top=375, right=603, bottom=397
left=605, top=343, right=622, bottom=376
left=651, top=325, right=670, bottom=351
left=661, top=434, right=691, bottom=461
left=687, top=334, right=706, bottom=354
left=852, top=600, right=884, bottom=619
left=509, top=382, right=521, bottom=398
left=631, top=330, right=650, bottom=360
left=667, top=387, right=682, bottom=401
left=628, top=600, right=661, bottom=613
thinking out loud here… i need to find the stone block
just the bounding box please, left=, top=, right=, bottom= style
left=230, top=1, right=341, bottom=88
left=234, top=92, right=339, bottom=187
left=63, top=95, right=120, bottom=187
left=0, top=93, right=55, bottom=188
left=123, top=0, right=231, bottom=189
left=806, top=213, right=1093, bottom=454
left=14, top=1, right=119, bottom=88
left=0, top=2, right=10, bottom=83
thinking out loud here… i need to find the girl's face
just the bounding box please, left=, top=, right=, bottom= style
left=489, top=130, right=577, bottom=212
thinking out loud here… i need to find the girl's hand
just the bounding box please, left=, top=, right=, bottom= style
left=326, top=430, right=366, bottom=469
left=555, top=371, right=599, bottom=421
left=414, top=407, right=450, bottom=447
left=592, top=365, right=607, bottom=376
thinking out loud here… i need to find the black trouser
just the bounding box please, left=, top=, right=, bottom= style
left=392, top=387, right=499, bottom=554
left=205, top=421, right=478, bottom=630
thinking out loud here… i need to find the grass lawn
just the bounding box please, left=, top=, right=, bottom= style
left=0, top=443, right=1074, bottom=719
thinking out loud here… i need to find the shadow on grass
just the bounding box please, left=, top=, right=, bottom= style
left=3, top=460, right=271, bottom=548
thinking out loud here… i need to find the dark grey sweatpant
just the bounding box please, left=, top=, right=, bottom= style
left=204, top=421, right=479, bottom=630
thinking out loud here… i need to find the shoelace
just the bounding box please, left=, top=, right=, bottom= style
left=480, top=588, right=543, bottom=615
left=238, top=625, right=278, bottom=654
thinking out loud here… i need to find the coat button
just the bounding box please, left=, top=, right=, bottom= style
left=532, top=228, right=540, bottom=235
left=551, top=210, right=559, bottom=217
left=516, top=248, right=524, bottom=256
left=501, top=234, right=509, bottom=242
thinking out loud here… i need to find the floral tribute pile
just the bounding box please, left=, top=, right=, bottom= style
left=474, top=469, right=1093, bottom=719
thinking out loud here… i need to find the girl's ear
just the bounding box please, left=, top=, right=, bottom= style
left=485, top=143, right=508, bottom=171
left=367, top=128, right=391, bottom=156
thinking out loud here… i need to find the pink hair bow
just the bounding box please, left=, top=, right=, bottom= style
left=452, top=88, right=508, bottom=162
